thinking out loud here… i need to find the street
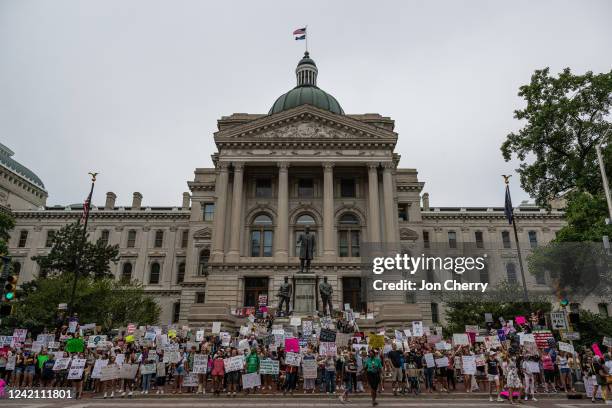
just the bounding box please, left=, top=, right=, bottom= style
left=1, top=396, right=608, bottom=408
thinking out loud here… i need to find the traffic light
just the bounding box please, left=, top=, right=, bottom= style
left=3, top=275, right=17, bottom=301
left=560, top=299, right=569, bottom=307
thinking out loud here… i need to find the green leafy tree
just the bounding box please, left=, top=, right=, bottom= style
left=2, top=275, right=160, bottom=334
left=32, top=222, right=119, bottom=278
left=571, top=309, right=612, bottom=351
left=554, top=191, right=612, bottom=242
left=501, top=68, right=612, bottom=207
left=0, top=209, right=15, bottom=256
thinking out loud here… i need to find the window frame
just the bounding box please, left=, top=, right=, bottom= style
left=250, top=214, right=274, bottom=257
left=149, top=262, right=161, bottom=284
left=338, top=213, right=361, bottom=257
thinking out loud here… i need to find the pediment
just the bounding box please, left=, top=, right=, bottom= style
left=193, top=227, right=212, bottom=240
left=214, top=104, right=397, bottom=145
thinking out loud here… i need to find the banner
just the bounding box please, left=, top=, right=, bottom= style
left=242, top=372, right=261, bottom=389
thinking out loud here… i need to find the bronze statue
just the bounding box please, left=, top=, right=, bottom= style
left=319, top=276, right=333, bottom=316
left=297, top=226, right=315, bottom=273
left=277, top=276, right=292, bottom=316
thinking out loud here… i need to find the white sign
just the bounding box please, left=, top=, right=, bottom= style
left=100, top=364, right=120, bottom=381
left=290, top=317, right=301, bottom=326
left=183, top=372, right=198, bottom=387
left=6, top=356, right=16, bottom=370
left=87, top=335, right=107, bottom=348
left=550, top=312, right=568, bottom=330
left=211, top=322, right=221, bottom=334
left=453, top=333, right=470, bottom=346
left=302, top=358, right=317, bottom=379
left=285, top=352, right=301, bottom=366
left=119, top=363, right=139, bottom=379
left=53, top=357, right=71, bottom=371
left=67, top=358, right=86, bottom=380
left=319, top=342, right=337, bottom=356
left=91, top=359, right=108, bottom=379
left=242, top=372, right=261, bottom=389
left=141, top=363, right=156, bottom=375
left=558, top=342, right=575, bottom=354
left=223, top=355, right=245, bottom=372
left=424, top=353, right=435, bottom=368
left=259, top=359, right=279, bottom=375
left=462, top=355, right=476, bottom=375
left=603, top=336, right=612, bottom=347
left=412, top=321, right=423, bottom=337
left=435, top=357, right=449, bottom=368
left=192, top=354, right=208, bottom=374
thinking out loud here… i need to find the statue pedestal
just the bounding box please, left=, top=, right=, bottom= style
left=293, top=274, right=317, bottom=315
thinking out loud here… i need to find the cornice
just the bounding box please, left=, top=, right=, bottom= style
left=12, top=210, right=190, bottom=221
left=422, top=211, right=564, bottom=221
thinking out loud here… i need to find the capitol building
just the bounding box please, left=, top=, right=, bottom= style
left=4, top=52, right=583, bottom=327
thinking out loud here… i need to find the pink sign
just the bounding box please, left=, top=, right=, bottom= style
left=592, top=343, right=603, bottom=358
left=515, top=316, right=526, bottom=325
left=285, top=337, right=299, bottom=353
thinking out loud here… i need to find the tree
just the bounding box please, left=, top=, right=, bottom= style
left=571, top=309, right=612, bottom=351
left=501, top=68, right=612, bottom=207
left=554, top=191, right=612, bottom=242
left=442, top=281, right=552, bottom=336
left=1, top=274, right=161, bottom=334
left=0, top=209, right=15, bottom=256
left=32, top=222, right=119, bottom=278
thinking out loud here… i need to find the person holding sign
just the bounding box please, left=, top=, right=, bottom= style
left=40, top=350, right=55, bottom=387
left=211, top=351, right=225, bottom=396
left=102, top=355, right=118, bottom=399
left=364, top=349, right=383, bottom=406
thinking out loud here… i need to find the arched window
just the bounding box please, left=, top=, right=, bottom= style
left=199, top=248, right=210, bottom=275
left=251, top=214, right=273, bottom=257
left=121, top=262, right=132, bottom=282
left=506, top=263, right=517, bottom=284
left=127, top=230, right=137, bottom=248
left=149, top=262, right=161, bottom=284
left=177, top=262, right=185, bottom=284
left=154, top=230, right=164, bottom=248
left=338, top=213, right=360, bottom=257
left=502, top=231, right=511, bottom=249
left=295, top=214, right=316, bottom=256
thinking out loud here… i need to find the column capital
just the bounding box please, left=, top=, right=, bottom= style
left=232, top=161, right=245, bottom=171
left=381, top=161, right=396, bottom=170
left=277, top=162, right=290, bottom=170
left=367, top=162, right=380, bottom=171
left=323, top=162, right=335, bottom=171
left=216, top=161, right=230, bottom=171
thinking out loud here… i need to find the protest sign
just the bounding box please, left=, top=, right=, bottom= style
left=319, top=328, right=336, bottom=342
left=259, top=358, right=279, bottom=375
left=558, top=342, right=574, bottom=354
left=285, top=352, right=301, bottom=366
left=453, top=333, right=469, bottom=346
left=67, top=358, right=86, bottom=380
left=302, top=320, right=313, bottom=337
left=302, top=358, right=317, bottom=378
left=412, top=321, right=423, bottom=337
left=224, top=355, right=245, bottom=372
left=465, top=325, right=479, bottom=334
left=183, top=373, right=198, bottom=387
left=239, top=326, right=250, bottom=336
left=394, top=330, right=403, bottom=341
left=221, top=332, right=231, bottom=346
left=484, top=335, right=501, bottom=350
left=533, top=331, right=553, bottom=349
left=141, top=363, right=156, bottom=375
left=6, top=355, right=16, bottom=370
left=238, top=339, right=250, bottom=352
left=119, top=363, right=139, bottom=379
left=484, top=313, right=493, bottom=323
left=285, top=337, right=299, bottom=353
left=290, top=317, right=301, bottom=327
left=100, top=365, right=120, bottom=381
left=320, top=342, right=337, bottom=356
left=192, top=354, right=208, bottom=374
left=211, top=322, right=221, bottom=334
left=519, top=333, right=535, bottom=345
left=462, top=355, right=476, bottom=375
left=335, top=332, right=352, bottom=348
left=353, top=343, right=368, bottom=353
left=53, top=357, right=71, bottom=371
left=88, top=335, right=107, bottom=348
left=12, top=329, right=27, bottom=344
left=435, top=357, right=449, bottom=368
left=561, top=331, right=580, bottom=341
left=31, top=341, right=43, bottom=353
left=91, top=360, right=108, bottom=378
left=515, top=316, right=526, bottom=325
left=403, top=329, right=412, bottom=337
left=272, top=328, right=285, bottom=345
left=242, top=372, right=261, bottom=389
left=424, top=353, right=435, bottom=368
left=156, top=362, right=166, bottom=376
left=114, top=354, right=125, bottom=366
left=523, top=341, right=539, bottom=356
left=164, top=351, right=181, bottom=364
left=475, top=354, right=486, bottom=366
left=0, top=336, right=13, bottom=347
left=368, top=333, right=385, bottom=349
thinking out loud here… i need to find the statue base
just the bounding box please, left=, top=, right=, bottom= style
left=293, top=273, right=317, bottom=315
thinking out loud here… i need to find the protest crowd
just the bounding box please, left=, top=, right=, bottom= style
left=1, top=310, right=611, bottom=405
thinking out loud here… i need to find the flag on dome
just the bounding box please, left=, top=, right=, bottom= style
left=293, top=27, right=306, bottom=40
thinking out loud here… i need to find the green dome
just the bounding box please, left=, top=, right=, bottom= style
left=0, top=143, right=45, bottom=190
left=269, top=86, right=344, bottom=115
left=269, top=52, right=344, bottom=115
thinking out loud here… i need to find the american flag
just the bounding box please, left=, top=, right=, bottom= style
left=293, top=27, right=306, bottom=35
left=80, top=190, right=93, bottom=225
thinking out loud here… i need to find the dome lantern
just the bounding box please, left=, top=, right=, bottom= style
left=295, top=51, right=318, bottom=87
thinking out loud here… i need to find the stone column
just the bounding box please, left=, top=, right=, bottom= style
left=275, top=162, right=289, bottom=261
left=227, top=162, right=244, bottom=262
left=382, top=162, right=397, bottom=243
left=211, top=162, right=230, bottom=262
left=367, top=163, right=381, bottom=242
left=323, top=162, right=335, bottom=259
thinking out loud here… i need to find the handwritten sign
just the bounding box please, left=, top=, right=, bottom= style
left=368, top=333, right=384, bottom=349
left=67, top=358, right=86, bottom=380
left=224, top=355, right=245, bottom=372
left=424, top=353, right=435, bottom=368
left=259, top=358, right=279, bottom=375
left=100, top=365, right=120, bottom=381
left=242, top=372, right=261, bottom=389
left=462, top=355, right=476, bottom=375
left=302, top=358, right=317, bottom=378
left=192, top=354, right=208, bottom=374
left=558, top=342, right=574, bottom=354
left=53, top=357, right=71, bottom=371
left=320, top=342, right=337, bottom=356
left=319, top=328, right=336, bottom=343
left=285, top=352, right=301, bottom=366
left=119, top=363, right=139, bottom=379
left=412, top=321, right=423, bottom=337
left=453, top=333, right=469, bottom=346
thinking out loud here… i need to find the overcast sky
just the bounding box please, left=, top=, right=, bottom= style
left=1, top=0, right=611, bottom=208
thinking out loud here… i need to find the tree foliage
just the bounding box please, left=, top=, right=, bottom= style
left=554, top=191, right=612, bottom=242
left=572, top=309, right=612, bottom=351
left=1, top=275, right=160, bottom=334
left=0, top=210, right=15, bottom=256
left=32, top=222, right=119, bottom=278
left=501, top=67, right=612, bottom=207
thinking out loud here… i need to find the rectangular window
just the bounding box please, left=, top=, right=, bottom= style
left=255, top=178, right=272, bottom=198
left=154, top=230, right=164, bottom=248
left=45, top=230, right=56, bottom=248
left=100, top=230, right=110, bottom=246
left=244, top=277, right=269, bottom=308
left=18, top=230, right=28, bottom=248
left=127, top=230, right=137, bottom=248
left=203, top=203, right=215, bottom=221
left=263, top=230, right=273, bottom=257
left=298, top=178, right=314, bottom=198
left=528, top=231, right=538, bottom=248
left=479, top=264, right=489, bottom=283
left=431, top=303, right=439, bottom=324
left=423, top=231, right=430, bottom=249
left=251, top=230, right=261, bottom=257
left=340, top=178, right=356, bottom=198
left=398, top=203, right=408, bottom=222
left=598, top=303, right=609, bottom=317
left=172, top=302, right=180, bottom=323
left=448, top=231, right=457, bottom=249
left=502, top=231, right=511, bottom=249
left=181, top=230, right=189, bottom=248
left=196, top=292, right=206, bottom=304
left=342, top=277, right=362, bottom=312
left=475, top=231, right=484, bottom=249
left=339, top=230, right=349, bottom=257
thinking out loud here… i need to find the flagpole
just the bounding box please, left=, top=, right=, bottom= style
left=503, top=177, right=530, bottom=302
left=67, top=172, right=97, bottom=318
left=305, top=25, right=308, bottom=53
